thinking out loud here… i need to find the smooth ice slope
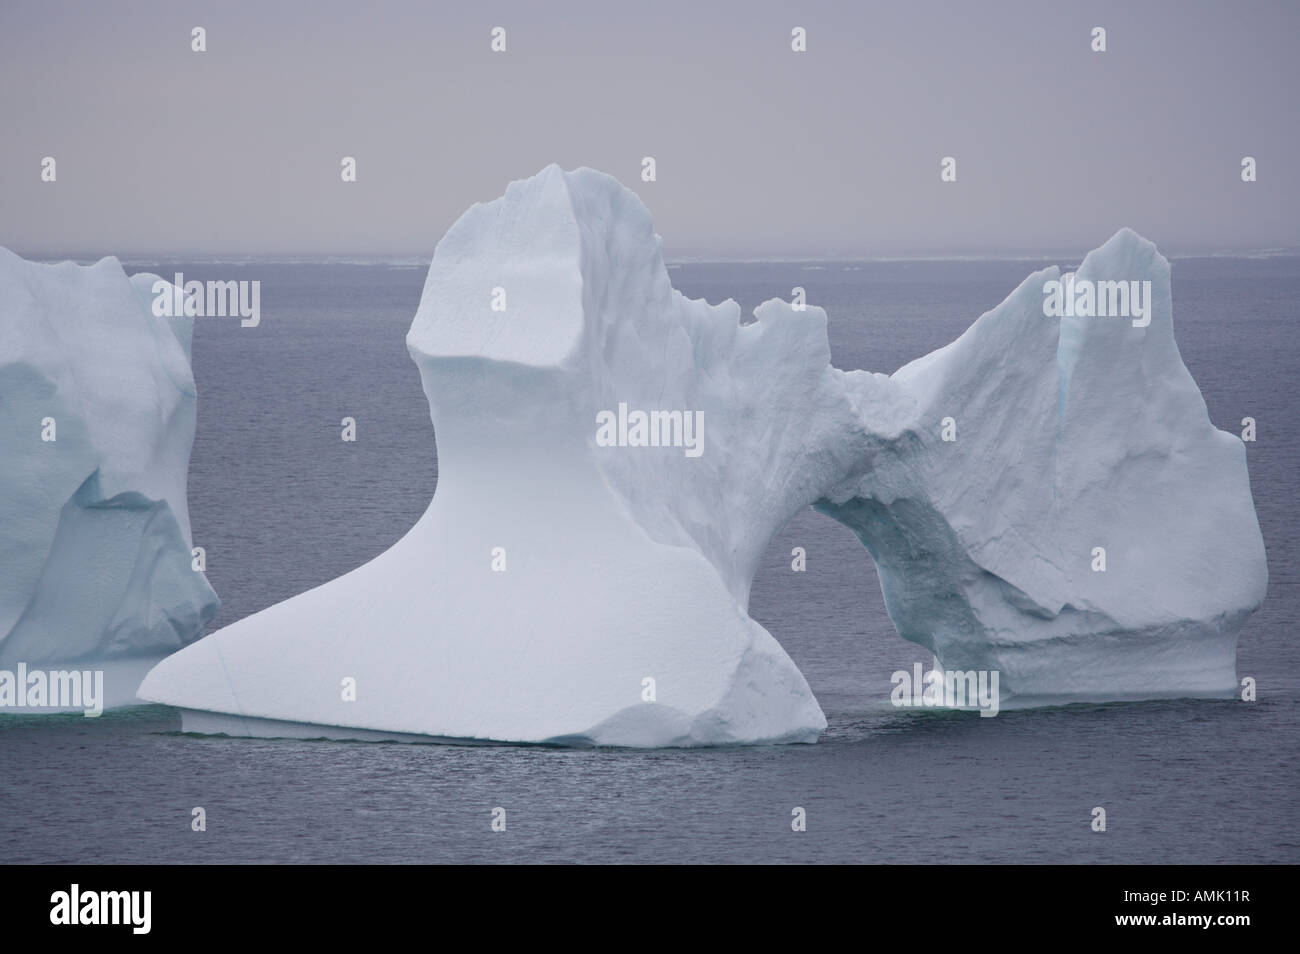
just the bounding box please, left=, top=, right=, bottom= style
left=0, top=250, right=218, bottom=708
left=139, top=166, right=1266, bottom=745
left=141, top=166, right=830, bottom=745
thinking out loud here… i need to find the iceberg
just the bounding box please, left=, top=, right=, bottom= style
left=137, top=165, right=1266, bottom=745
left=819, top=233, right=1268, bottom=703
left=0, top=250, right=218, bottom=711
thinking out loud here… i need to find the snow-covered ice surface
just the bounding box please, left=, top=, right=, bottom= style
left=0, top=250, right=219, bottom=709
left=137, top=166, right=1266, bottom=745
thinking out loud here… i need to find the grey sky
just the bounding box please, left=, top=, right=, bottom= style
left=2, top=0, right=1297, bottom=258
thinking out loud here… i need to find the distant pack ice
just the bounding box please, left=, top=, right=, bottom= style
left=138, top=165, right=1266, bottom=745
left=0, top=250, right=219, bottom=710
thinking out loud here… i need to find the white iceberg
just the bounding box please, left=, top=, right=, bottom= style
left=137, top=166, right=1266, bottom=745
left=820, top=231, right=1268, bottom=703
left=0, top=251, right=218, bottom=711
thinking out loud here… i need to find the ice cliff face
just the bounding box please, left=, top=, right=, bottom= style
left=0, top=250, right=219, bottom=700
left=138, top=165, right=1266, bottom=745
left=819, top=233, right=1267, bottom=701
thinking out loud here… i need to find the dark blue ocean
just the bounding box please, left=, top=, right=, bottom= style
left=2, top=258, right=1296, bottom=863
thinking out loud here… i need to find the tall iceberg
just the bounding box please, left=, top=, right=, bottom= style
left=819, top=232, right=1267, bottom=701
left=138, top=166, right=1266, bottom=745
left=0, top=250, right=218, bottom=710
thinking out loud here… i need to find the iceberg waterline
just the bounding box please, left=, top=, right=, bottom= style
left=0, top=249, right=219, bottom=709
left=131, top=165, right=1264, bottom=745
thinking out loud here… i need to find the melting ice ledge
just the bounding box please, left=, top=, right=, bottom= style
left=138, top=165, right=1266, bottom=747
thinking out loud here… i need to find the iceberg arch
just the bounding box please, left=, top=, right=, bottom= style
left=137, top=166, right=1267, bottom=745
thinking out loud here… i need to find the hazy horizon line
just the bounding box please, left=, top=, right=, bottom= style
left=12, top=245, right=1300, bottom=268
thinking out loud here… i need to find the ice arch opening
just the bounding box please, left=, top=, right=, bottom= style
left=139, top=165, right=1267, bottom=746
left=744, top=503, right=894, bottom=715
